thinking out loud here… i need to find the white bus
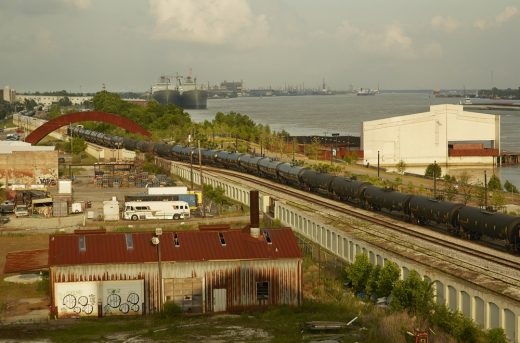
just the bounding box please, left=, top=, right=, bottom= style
left=123, top=201, right=190, bottom=221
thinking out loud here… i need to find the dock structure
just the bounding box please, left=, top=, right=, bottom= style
left=500, top=151, right=520, bottom=165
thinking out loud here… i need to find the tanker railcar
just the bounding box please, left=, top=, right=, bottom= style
left=300, top=169, right=335, bottom=194
left=363, top=186, right=413, bottom=215
left=458, top=207, right=520, bottom=251
left=330, top=177, right=370, bottom=203
left=277, top=163, right=306, bottom=186
left=67, top=128, right=520, bottom=253
left=257, top=158, right=283, bottom=179
left=408, top=196, right=464, bottom=228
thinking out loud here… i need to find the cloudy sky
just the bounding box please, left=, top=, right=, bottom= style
left=1, top=0, right=519, bottom=92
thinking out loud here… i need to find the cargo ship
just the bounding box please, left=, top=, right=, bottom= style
left=151, top=72, right=208, bottom=109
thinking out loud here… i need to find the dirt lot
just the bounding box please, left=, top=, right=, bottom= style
left=0, top=172, right=251, bottom=324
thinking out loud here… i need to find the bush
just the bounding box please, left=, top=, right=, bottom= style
left=485, top=328, right=508, bottom=343
left=504, top=180, right=519, bottom=193
left=345, top=254, right=372, bottom=294
left=162, top=301, right=182, bottom=317
left=425, top=163, right=441, bottom=178
left=487, top=174, right=502, bottom=191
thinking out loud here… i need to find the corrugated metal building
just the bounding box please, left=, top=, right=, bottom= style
left=362, top=104, right=500, bottom=167
left=48, top=227, right=302, bottom=318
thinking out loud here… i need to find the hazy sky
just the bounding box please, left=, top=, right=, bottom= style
left=1, top=0, right=519, bottom=92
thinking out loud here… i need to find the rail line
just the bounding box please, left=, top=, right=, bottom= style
left=198, top=165, right=520, bottom=290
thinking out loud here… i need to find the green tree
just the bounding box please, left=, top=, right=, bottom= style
left=307, top=137, right=321, bottom=161
left=376, top=261, right=400, bottom=298
left=504, top=180, right=518, bottom=193
left=390, top=270, right=433, bottom=317
left=425, top=163, right=441, bottom=178
left=490, top=191, right=506, bottom=210
left=57, top=96, right=72, bottom=107
left=458, top=171, right=473, bottom=205
left=396, top=160, right=406, bottom=174
left=365, top=265, right=381, bottom=298
left=345, top=253, right=372, bottom=294
left=485, top=328, right=508, bottom=343
left=203, top=184, right=229, bottom=215
left=487, top=174, right=502, bottom=191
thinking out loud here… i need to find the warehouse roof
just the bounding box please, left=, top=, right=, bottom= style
left=48, top=228, right=301, bottom=266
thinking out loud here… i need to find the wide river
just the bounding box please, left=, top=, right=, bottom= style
left=188, top=93, right=520, bottom=188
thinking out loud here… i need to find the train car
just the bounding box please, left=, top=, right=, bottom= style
left=258, top=158, right=283, bottom=179
left=362, top=185, right=413, bottom=214
left=154, top=143, right=172, bottom=158
left=201, top=149, right=219, bottom=165
left=408, top=196, right=464, bottom=227
left=300, top=169, right=335, bottom=193
left=171, top=145, right=186, bottom=160
left=122, top=137, right=138, bottom=151
left=215, top=151, right=244, bottom=169
left=237, top=155, right=265, bottom=174
left=458, top=207, right=520, bottom=251
left=277, top=163, right=306, bottom=185
left=330, top=177, right=370, bottom=202
left=136, top=140, right=155, bottom=153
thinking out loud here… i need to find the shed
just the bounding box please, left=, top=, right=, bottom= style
left=48, top=227, right=302, bottom=318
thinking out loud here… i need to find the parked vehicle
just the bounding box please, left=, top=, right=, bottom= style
left=0, top=200, right=15, bottom=214
left=14, top=205, right=29, bottom=217
left=123, top=201, right=190, bottom=221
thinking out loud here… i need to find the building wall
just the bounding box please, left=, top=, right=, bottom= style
left=50, top=258, right=302, bottom=316
left=16, top=95, right=92, bottom=106
left=0, top=150, right=58, bottom=185
left=362, top=104, right=499, bottom=167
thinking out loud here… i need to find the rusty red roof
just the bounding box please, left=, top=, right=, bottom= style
left=4, top=249, right=49, bottom=274
left=48, top=228, right=301, bottom=267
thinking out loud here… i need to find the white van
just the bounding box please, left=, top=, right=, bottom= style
left=123, top=201, right=190, bottom=221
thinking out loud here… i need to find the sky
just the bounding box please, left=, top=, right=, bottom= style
left=1, top=0, right=519, bottom=92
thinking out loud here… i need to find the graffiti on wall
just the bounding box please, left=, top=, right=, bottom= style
left=103, top=289, right=141, bottom=315
left=60, top=292, right=96, bottom=316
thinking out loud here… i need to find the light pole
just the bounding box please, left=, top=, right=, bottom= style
left=198, top=140, right=205, bottom=217
left=484, top=170, right=488, bottom=209
left=151, top=228, right=163, bottom=312
left=377, top=150, right=380, bottom=178
left=433, top=160, right=437, bottom=199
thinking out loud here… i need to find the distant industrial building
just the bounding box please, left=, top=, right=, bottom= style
left=48, top=226, right=302, bottom=318
left=3, top=86, right=16, bottom=103
left=362, top=104, right=500, bottom=168
left=16, top=94, right=92, bottom=106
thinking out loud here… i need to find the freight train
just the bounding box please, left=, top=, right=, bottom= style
left=68, top=126, right=520, bottom=253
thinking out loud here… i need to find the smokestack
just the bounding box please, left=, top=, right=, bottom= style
left=249, top=190, right=260, bottom=238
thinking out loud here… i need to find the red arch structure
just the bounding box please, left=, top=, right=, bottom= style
left=25, top=111, right=152, bottom=145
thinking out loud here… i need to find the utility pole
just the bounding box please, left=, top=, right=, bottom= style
left=377, top=150, right=380, bottom=178
left=433, top=160, right=437, bottom=199
left=484, top=170, right=488, bottom=209
left=198, top=140, right=205, bottom=217
left=189, top=130, right=194, bottom=190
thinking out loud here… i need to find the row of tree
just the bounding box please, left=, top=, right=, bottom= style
left=346, top=254, right=508, bottom=342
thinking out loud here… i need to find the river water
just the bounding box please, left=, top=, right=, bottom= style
left=187, top=93, right=520, bottom=188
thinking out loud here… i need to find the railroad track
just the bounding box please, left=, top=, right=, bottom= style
left=197, top=165, right=520, bottom=290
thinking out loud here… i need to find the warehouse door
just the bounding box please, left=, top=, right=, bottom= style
left=213, top=288, right=227, bottom=312
left=163, top=278, right=202, bottom=313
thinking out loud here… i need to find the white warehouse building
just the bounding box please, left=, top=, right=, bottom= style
left=362, top=104, right=500, bottom=168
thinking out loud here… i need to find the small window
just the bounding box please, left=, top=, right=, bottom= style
left=219, top=232, right=226, bottom=246
left=79, top=235, right=86, bottom=252
left=125, top=233, right=134, bottom=250
left=256, top=281, right=269, bottom=300
left=263, top=230, right=272, bottom=244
